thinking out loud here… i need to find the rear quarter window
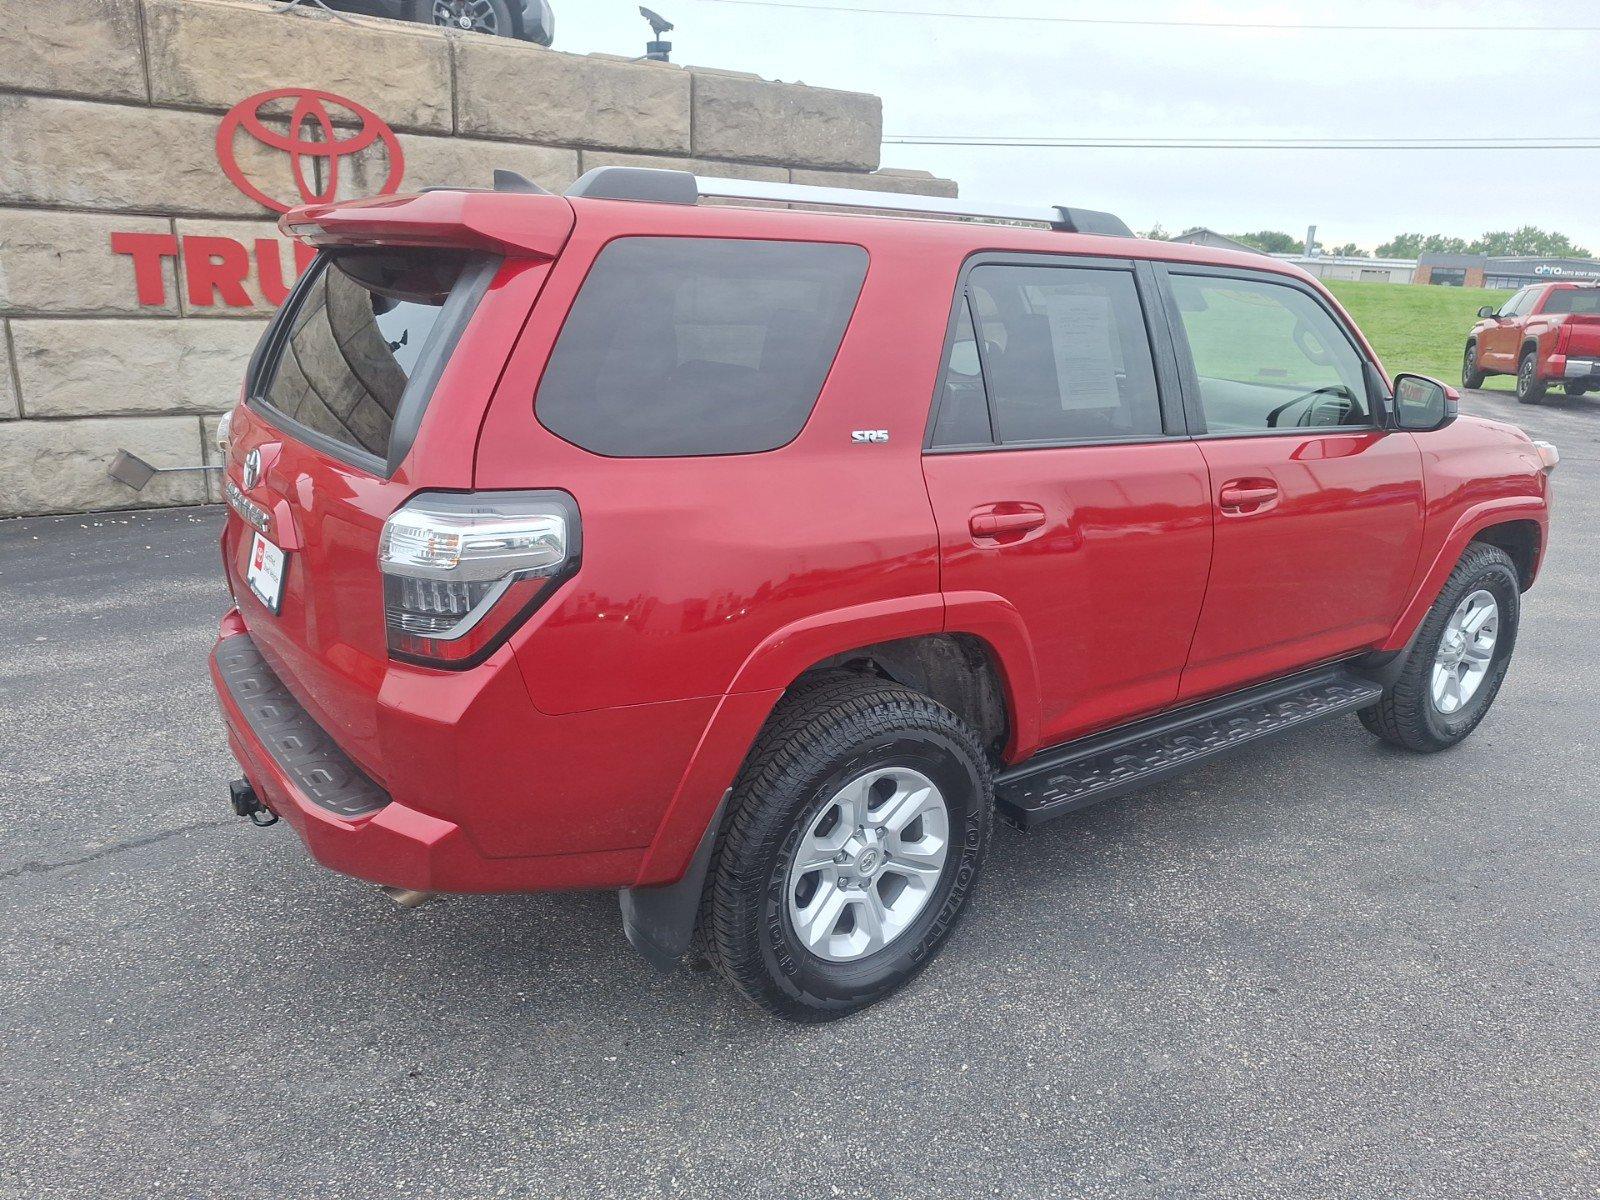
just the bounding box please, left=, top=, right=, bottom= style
left=535, top=237, right=869, bottom=457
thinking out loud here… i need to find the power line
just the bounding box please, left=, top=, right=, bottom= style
left=885, top=137, right=1600, bottom=151
left=888, top=135, right=1600, bottom=145
left=695, top=0, right=1600, bottom=33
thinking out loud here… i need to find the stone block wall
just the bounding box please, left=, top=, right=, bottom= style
left=0, top=0, right=955, bottom=518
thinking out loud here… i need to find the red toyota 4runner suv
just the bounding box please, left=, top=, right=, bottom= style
left=210, top=168, right=1558, bottom=1020
left=1464, top=280, right=1600, bottom=403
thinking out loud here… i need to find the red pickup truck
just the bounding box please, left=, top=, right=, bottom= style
left=1464, top=281, right=1600, bottom=402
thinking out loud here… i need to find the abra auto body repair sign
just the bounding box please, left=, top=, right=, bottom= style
left=110, top=89, right=406, bottom=310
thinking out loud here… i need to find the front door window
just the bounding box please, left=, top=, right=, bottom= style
left=1167, top=274, right=1371, bottom=432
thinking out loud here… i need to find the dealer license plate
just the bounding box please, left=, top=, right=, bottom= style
left=246, top=531, right=286, bottom=614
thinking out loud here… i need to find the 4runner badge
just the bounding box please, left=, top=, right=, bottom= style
left=851, top=430, right=889, bottom=444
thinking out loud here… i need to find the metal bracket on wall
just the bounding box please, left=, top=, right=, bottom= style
left=107, top=450, right=222, bottom=493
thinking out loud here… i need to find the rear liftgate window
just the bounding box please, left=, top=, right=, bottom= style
left=536, top=237, right=870, bottom=456
left=254, top=248, right=482, bottom=466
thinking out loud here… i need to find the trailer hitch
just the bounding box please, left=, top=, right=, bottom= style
left=229, top=778, right=278, bottom=827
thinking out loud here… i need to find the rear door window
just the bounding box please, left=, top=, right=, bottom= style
left=253, top=248, right=481, bottom=466
left=536, top=237, right=868, bottom=457
left=930, top=302, right=991, bottom=446
left=930, top=263, right=1163, bottom=446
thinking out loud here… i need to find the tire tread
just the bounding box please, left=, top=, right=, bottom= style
left=1360, top=542, right=1519, bottom=752
left=701, top=671, right=992, bottom=1021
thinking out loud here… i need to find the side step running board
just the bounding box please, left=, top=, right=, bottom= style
left=994, top=666, right=1384, bottom=829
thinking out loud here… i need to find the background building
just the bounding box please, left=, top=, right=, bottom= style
left=1169, top=229, right=1417, bottom=283
left=1275, top=254, right=1417, bottom=285
left=1415, top=253, right=1600, bottom=288
left=1169, top=228, right=1261, bottom=254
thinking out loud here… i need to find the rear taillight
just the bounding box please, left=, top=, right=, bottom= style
left=1556, top=323, right=1573, bottom=356
left=378, top=491, right=579, bottom=668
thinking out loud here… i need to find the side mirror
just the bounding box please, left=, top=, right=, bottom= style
left=1477, top=305, right=1496, bottom=318
left=1391, top=373, right=1458, bottom=432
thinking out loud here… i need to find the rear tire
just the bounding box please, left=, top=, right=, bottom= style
left=1359, top=543, right=1520, bottom=752
left=1462, top=341, right=1487, bottom=389
left=701, top=673, right=992, bottom=1022
left=1563, top=382, right=1590, bottom=397
left=1516, top=351, right=1547, bottom=404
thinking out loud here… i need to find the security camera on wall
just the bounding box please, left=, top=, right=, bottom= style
left=640, top=6, right=673, bottom=60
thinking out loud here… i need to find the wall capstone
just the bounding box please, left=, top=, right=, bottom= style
left=690, top=69, right=882, bottom=171
left=456, top=42, right=693, bottom=155
left=144, top=0, right=454, bottom=132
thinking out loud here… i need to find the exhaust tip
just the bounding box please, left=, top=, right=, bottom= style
left=380, top=886, right=437, bottom=910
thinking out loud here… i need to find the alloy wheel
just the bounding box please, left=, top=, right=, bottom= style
left=785, top=766, right=950, bottom=963
left=433, top=0, right=500, bottom=34
left=1431, top=588, right=1498, bottom=714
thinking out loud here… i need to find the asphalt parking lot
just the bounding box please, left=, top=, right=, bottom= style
left=2, top=388, right=1596, bottom=1199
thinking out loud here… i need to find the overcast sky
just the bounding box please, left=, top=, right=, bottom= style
left=551, top=0, right=1599, bottom=253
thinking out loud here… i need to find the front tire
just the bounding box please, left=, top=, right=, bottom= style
left=702, top=673, right=992, bottom=1022
left=1359, top=543, right=1520, bottom=752
left=1516, top=351, right=1547, bottom=404
left=1462, top=341, right=1487, bottom=389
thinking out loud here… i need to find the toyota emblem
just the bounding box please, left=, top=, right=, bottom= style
left=242, top=449, right=262, bottom=491
left=214, top=88, right=405, bottom=214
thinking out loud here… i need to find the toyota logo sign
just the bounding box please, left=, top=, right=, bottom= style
left=215, top=87, right=405, bottom=214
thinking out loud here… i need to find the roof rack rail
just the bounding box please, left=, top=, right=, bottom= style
left=417, top=170, right=552, bottom=196
left=564, top=166, right=1131, bottom=237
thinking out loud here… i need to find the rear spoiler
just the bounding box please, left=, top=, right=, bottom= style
left=279, top=188, right=575, bottom=259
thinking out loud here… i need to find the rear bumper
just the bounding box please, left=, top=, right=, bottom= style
left=1560, top=357, right=1599, bottom=380
left=210, top=614, right=654, bottom=893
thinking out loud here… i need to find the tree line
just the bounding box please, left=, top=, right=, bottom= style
left=1140, top=225, right=1592, bottom=260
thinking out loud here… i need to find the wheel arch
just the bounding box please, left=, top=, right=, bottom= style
left=1471, top=518, right=1542, bottom=591
left=785, top=632, right=1013, bottom=767
left=620, top=615, right=1025, bottom=968
left=630, top=595, right=1039, bottom=891
left=1382, top=501, right=1548, bottom=653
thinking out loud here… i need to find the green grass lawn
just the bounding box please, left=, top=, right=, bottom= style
left=1324, top=279, right=1517, bottom=391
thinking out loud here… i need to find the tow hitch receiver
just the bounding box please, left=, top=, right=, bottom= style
left=229, top=778, right=278, bottom=826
